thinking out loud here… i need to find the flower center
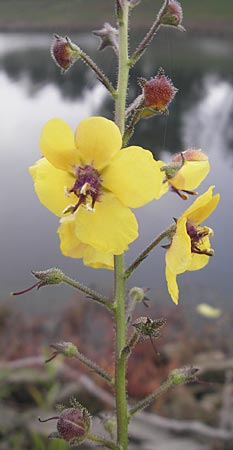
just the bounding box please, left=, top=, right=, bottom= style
left=186, top=221, right=214, bottom=256
left=66, top=164, right=102, bottom=214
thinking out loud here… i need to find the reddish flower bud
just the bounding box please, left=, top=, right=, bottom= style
left=39, top=405, right=91, bottom=445
left=51, top=34, right=81, bottom=73
left=57, top=408, right=89, bottom=443
left=160, top=0, right=184, bottom=30
left=144, top=69, right=177, bottom=111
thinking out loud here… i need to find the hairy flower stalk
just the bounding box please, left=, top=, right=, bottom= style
left=114, top=2, right=130, bottom=449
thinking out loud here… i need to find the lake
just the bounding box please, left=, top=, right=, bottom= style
left=0, top=30, right=233, bottom=315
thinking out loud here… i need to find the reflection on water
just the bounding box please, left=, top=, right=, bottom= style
left=0, top=31, right=233, bottom=314
left=182, top=75, right=233, bottom=153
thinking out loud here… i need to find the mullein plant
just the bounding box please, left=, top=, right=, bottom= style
left=13, top=1, right=220, bottom=449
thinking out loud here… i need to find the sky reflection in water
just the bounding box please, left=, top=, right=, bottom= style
left=0, top=32, right=233, bottom=314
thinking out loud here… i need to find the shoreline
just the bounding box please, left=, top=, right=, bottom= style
left=0, top=19, right=232, bottom=36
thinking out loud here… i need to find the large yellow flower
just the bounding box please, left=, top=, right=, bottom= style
left=165, top=186, right=220, bottom=304
left=30, top=116, right=164, bottom=265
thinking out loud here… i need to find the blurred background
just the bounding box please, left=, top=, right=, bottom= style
left=0, top=1, right=233, bottom=449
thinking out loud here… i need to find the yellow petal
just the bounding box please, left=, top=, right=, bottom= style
left=75, top=192, right=138, bottom=254
left=58, top=217, right=114, bottom=269
left=188, top=253, right=209, bottom=271
left=40, top=119, right=79, bottom=171
left=75, top=117, right=122, bottom=171
left=165, top=265, right=179, bottom=305
left=157, top=160, right=169, bottom=197
left=29, top=158, right=76, bottom=216
left=84, top=246, right=114, bottom=269
left=182, top=186, right=220, bottom=225
left=58, top=217, right=87, bottom=257
left=102, top=146, right=165, bottom=207
left=196, top=303, right=222, bottom=318
left=165, top=217, right=191, bottom=275
left=170, top=160, right=210, bottom=191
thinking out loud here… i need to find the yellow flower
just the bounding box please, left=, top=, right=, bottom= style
left=165, top=186, right=220, bottom=304
left=160, top=149, right=210, bottom=199
left=196, top=303, right=221, bottom=319
left=30, top=116, right=164, bottom=264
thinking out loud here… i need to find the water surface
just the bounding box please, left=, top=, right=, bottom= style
left=1, top=31, right=233, bottom=314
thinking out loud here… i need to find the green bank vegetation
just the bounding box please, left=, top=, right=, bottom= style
left=0, top=0, right=232, bottom=31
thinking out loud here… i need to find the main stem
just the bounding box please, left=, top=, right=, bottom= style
left=114, top=3, right=130, bottom=449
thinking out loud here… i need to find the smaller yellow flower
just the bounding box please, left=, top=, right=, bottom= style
left=160, top=149, right=210, bottom=199
left=196, top=303, right=221, bottom=319
left=165, top=186, right=220, bottom=304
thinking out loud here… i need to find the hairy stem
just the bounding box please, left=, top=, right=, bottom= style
left=125, top=224, right=176, bottom=279
left=129, top=0, right=169, bottom=67
left=62, top=275, right=113, bottom=310
left=113, top=2, right=131, bottom=448
left=128, top=377, right=172, bottom=418
left=72, top=348, right=114, bottom=385
left=87, top=432, right=118, bottom=450
left=80, top=50, right=117, bottom=98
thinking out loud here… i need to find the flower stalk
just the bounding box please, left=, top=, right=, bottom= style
left=114, top=3, right=130, bottom=448
left=47, top=342, right=114, bottom=386
left=125, top=224, right=176, bottom=279
left=129, top=0, right=169, bottom=67
left=129, top=366, right=199, bottom=418
left=62, top=274, right=113, bottom=310
left=87, top=432, right=118, bottom=450
left=79, top=50, right=117, bottom=98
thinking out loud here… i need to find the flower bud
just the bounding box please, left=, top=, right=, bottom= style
left=39, top=405, right=91, bottom=445
left=160, top=0, right=185, bottom=30
left=132, top=316, right=166, bottom=338
left=168, top=366, right=199, bottom=385
left=51, top=34, right=81, bottom=73
left=12, top=268, right=64, bottom=296
left=31, top=268, right=64, bottom=287
left=129, top=287, right=146, bottom=303
left=57, top=408, right=90, bottom=443
left=143, top=68, right=177, bottom=114
left=46, top=341, right=78, bottom=363
left=93, top=23, right=119, bottom=52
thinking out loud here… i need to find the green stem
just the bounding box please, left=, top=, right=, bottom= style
left=115, top=2, right=130, bottom=135
left=73, top=347, right=114, bottom=386
left=129, top=0, right=169, bottom=67
left=125, top=224, right=176, bottom=279
left=80, top=50, right=117, bottom=98
left=128, top=377, right=172, bottom=418
left=62, top=275, right=113, bottom=311
left=114, top=254, right=128, bottom=450
left=122, top=103, right=144, bottom=146
left=128, top=366, right=199, bottom=419
left=114, top=3, right=130, bottom=449
left=87, top=432, right=118, bottom=450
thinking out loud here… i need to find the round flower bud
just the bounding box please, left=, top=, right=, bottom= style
left=144, top=70, right=176, bottom=111
left=129, top=287, right=146, bottom=303
left=160, top=0, right=184, bottom=28
left=57, top=407, right=90, bottom=443
left=51, top=35, right=81, bottom=73
left=168, top=367, right=198, bottom=385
